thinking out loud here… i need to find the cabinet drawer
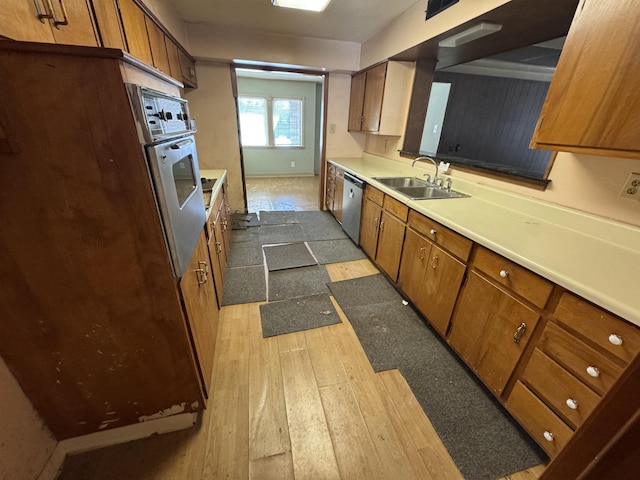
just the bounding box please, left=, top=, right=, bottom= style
left=554, top=292, right=640, bottom=365
left=474, top=246, right=553, bottom=308
left=522, top=348, right=600, bottom=430
left=407, top=210, right=472, bottom=261
left=365, top=185, right=384, bottom=207
left=538, top=321, right=623, bottom=396
left=383, top=195, right=408, bottom=222
left=327, top=163, right=336, bottom=176
left=335, top=167, right=345, bottom=180
left=506, top=381, right=573, bottom=457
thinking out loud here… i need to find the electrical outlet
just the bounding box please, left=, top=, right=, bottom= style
left=329, top=123, right=336, bottom=134
left=290, top=161, right=296, bottom=168
left=619, top=173, right=640, bottom=200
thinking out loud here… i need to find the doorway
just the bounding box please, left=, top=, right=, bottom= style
left=233, top=66, right=326, bottom=213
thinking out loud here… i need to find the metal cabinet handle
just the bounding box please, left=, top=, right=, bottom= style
left=543, top=431, right=554, bottom=442
left=379, top=220, right=385, bottom=231
left=586, top=366, right=600, bottom=378
left=35, top=0, right=54, bottom=22
left=195, top=267, right=207, bottom=284
left=608, top=334, right=623, bottom=346
left=513, top=322, right=527, bottom=343
left=198, top=260, right=209, bottom=274
left=215, top=241, right=222, bottom=254
left=431, top=254, right=439, bottom=270
left=500, top=270, right=509, bottom=278
left=429, top=229, right=437, bottom=235
left=419, top=246, right=426, bottom=260
left=566, top=398, right=579, bottom=410
left=52, top=0, right=69, bottom=27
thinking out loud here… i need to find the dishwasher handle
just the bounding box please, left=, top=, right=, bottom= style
left=343, top=172, right=365, bottom=189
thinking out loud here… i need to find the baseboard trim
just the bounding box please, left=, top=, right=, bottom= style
left=37, top=412, right=198, bottom=480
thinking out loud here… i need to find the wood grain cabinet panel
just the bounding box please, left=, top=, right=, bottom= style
left=144, top=15, right=171, bottom=75
left=118, top=0, right=153, bottom=66
left=448, top=271, right=541, bottom=395
left=348, top=71, right=366, bottom=131
left=179, top=230, right=219, bottom=398
left=359, top=187, right=383, bottom=259
left=91, top=0, right=126, bottom=49
left=530, top=0, right=640, bottom=158
left=0, top=0, right=98, bottom=46
left=506, top=381, right=574, bottom=457
left=376, top=209, right=406, bottom=282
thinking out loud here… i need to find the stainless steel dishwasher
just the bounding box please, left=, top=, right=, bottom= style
left=342, top=172, right=365, bottom=244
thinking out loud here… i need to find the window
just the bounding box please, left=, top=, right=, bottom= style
left=238, top=96, right=303, bottom=147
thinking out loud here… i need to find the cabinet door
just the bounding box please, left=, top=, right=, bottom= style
left=92, top=0, right=126, bottom=49
left=348, top=71, right=366, bottom=131
left=145, top=16, right=171, bottom=75
left=207, top=208, right=226, bottom=307
left=165, top=36, right=182, bottom=81
left=422, top=245, right=466, bottom=336
left=0, top=0, right=56, bottom=42
left=449, top=271, right=541, bottom=395
left=360, top=197, right=382, bottom=259
left=376, top=210, right=405, bottom=282
left=531, top=0, right=640, bottom=157
left=179, top=48, right=198, bottom=88
left=361, top=63, right=387, bottom=132
left=48, top=0, right=99, bottom=46
left=397, top=228, right=432, bottom=307
left=333, top=175, right=344, bottom=222
left=118, top=0, right=153, bottom=66
left=179, top=230, right=218, bottom=398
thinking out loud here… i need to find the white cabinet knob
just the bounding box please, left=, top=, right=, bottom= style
left=499, top=270, right=509, bottom=278
left=586, top=366, right=600, bottom=378
left=429, top=229, right=437, bottom=235
left=543, top=431, right=554, bottom=442
left=608, top=334, right=623, bottom=346
left=566, top=398, right=579, bottom=410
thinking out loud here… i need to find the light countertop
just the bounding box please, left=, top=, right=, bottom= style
left=329, top=154, right=640, bottom=326
left=200, top=169, right=227, bottom=219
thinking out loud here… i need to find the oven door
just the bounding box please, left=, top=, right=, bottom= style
left=146, top=135, right=206, bottom=277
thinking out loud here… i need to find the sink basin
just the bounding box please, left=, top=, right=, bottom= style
left=373, top=176, right=428, bottom=188
left=394, top=186, right=469, bottom=200
left=373, top=176, right=469, bottom=200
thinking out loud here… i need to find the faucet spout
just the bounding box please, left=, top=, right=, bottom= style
left=411, top=156, right=438, bottom=184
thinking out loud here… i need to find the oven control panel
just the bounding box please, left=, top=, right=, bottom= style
left=126, top=84, right=195, bottom=144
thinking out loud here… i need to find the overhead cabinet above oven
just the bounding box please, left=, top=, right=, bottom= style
left=0, top=42, right=214, bottom=439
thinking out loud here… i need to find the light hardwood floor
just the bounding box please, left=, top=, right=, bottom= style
left=58, top=178, right=544, bottom=479
left=246, top=176, right=320, bottom=212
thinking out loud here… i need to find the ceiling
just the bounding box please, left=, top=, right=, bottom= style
left=166, top=0, right=423, bottom=43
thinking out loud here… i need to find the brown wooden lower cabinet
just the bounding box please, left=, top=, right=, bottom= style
left=179, top=230, right=219, bottom=397
left=206, top=188, right=230, bottom=308
left=448, top=271, right=541, bottom=395
left=359, top=187, right=383, bottom=259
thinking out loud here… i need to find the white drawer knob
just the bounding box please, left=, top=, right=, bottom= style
left=586, top=366, right=600, bottom=378
left=608, top=334, right=623, bottom=346
left=429, top=229, right=437, bottom=235
left=543, top=431, right=554, bottom=442
left=499, top=270, right=509, bottom=278
left=566, top=398, right=579, bottom=410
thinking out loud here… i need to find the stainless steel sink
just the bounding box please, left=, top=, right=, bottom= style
left=394, top=186, right=469, bottom=200
left=373, top=176, right=469, bottom=200
left=373, top=176, right=428, bottom=188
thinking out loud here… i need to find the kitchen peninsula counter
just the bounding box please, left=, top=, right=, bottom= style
left=328, top=154, right=640, bottom=326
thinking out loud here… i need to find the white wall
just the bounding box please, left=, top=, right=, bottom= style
left=0, top=358, right=56, bottom=480
left=238, top=77, right=319, bottom=177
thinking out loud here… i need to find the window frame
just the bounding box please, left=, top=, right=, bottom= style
left=238, top=94, right=305, bottom=149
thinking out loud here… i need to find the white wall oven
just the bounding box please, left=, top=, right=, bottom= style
left=126, top=84, right=205, bottom=278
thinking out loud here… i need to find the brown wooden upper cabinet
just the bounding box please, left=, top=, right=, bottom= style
left=348, top=61, right=414, bottom=135
left=531, top=0, right=640, bottom=159
left=0, top=0, right=99, bottom=46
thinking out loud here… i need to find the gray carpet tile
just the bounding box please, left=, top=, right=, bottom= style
left=226, top=241, right=263, bottom=268
left=259, top=293, right=340, bottom=338
left=263, top=242, right=317, bottom=271
left=259, top=210, right=300, bottom=225
left=301, top=221, right=348, bottom=241
left=259, top=224, right=306, bottom=244
left=297, top=210, right=335, bottom=224
left=327, top=274, right=401, bottom=309
left=336, top=293, right=547, bottom=480
left=268, top=265, right=331, bottom=302
left=221, top=265, right=266, bottom=306
left=307, top=239, right=366, bottom=264
left=231, top=228, right=260, bottom=244
left=230, top=212, right=259, bottom=230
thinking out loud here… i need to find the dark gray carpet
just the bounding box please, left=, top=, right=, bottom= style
left=221, top=265, right=266, bottom=306
left=263, top=242, right=317, bottom=271
left=231, top=213, right=259, bottom=230
left=308, top=239, right=366, bottom=264
left=301, top=218, right=348, bottom=241
left=259, top=224, right=306, bottom=244
left=268, top=265, right=331, bottom=302
left=231, top=228, right=260, bottom=244
left=226, top=241, right=263, bottom=267
left=327, top=275, right=547, bottom=480
left=259, top=210, right=299, bottom=225
left=259, top=293, right=340, bottom=338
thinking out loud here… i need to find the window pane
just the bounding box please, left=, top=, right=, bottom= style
left=273, top=98, right=302, bottom=146
left=238, top=97, right=268, bottom=146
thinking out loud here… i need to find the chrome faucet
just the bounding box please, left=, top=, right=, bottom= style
left=411, top=156, right=438, bottom=184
